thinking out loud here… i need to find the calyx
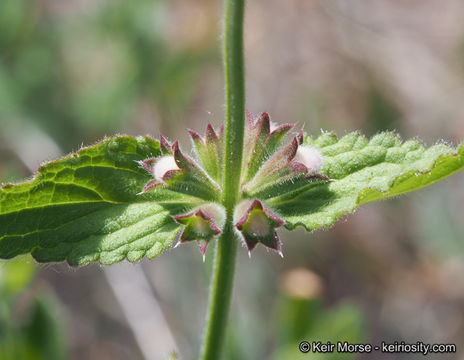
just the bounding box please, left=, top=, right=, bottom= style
left=138, top=111, right=330, bottom=258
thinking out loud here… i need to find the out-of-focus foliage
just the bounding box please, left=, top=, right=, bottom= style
left=365, top=86, right=400, bottom=136
left=270, top=269, right=365, bottom=360
left=273, top=302, right=365, bottom=360
left=0, top=256, right=35, bottom=295
left=166, top=352, right=178, bottom=360
left=0, top=0, right=217, bottom=151
left=0, top=256, right=67, bottom=360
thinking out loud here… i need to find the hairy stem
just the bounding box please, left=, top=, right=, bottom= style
left=200, top=0, right=245, bottom=359
left=200, top=224, right=238, bottom=360
left=222, top=0, right=245, bottom=209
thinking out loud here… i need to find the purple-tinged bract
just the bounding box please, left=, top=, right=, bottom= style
left=137, top=111, right=330, bottom=259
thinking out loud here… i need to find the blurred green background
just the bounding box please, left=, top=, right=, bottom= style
left=1, top=0, right=464, bottom=359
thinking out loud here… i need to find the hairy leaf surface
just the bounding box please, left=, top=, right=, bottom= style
left=0, top=136, right=181, bottom=266
left=267, top=132, right=464, bottom=231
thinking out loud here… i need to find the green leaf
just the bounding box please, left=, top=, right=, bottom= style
left=266, top=132, right=464, bottom=231
left=0, top=136, right=181, bottom=266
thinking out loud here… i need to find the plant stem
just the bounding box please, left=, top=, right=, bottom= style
left=200, top=0, right=245, bottom=359
left=222, top=0, right=245, bottom=210
left=200, top=223, right=238, bottom=360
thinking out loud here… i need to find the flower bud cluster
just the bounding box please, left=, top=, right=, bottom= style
left=137, top=111, right=329, bottom=259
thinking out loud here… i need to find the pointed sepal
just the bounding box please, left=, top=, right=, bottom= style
left=173, top=204, right=225, bottom=260
left=235, top=199, right=285, bottom=257
left=137, top=138, right=222, bottom=204
left=166, top=141, right=221, bottom=200
left=241, top=111, right=294, bottom=183
left=189, top=124, right=223, bottom=182
left=160, top=135, right=173, bottom=155
left=138, top=179, right=161, bottom=194
left=136, top=155, right=180, bottom=192
left=242, top=131, right=329, bottom=199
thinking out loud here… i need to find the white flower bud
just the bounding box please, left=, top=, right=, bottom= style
left=153, top=156, right=179, bottom=182
left=294, top=146, right=323, bottom=174
left=270, top=121, right=278, bottom=132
